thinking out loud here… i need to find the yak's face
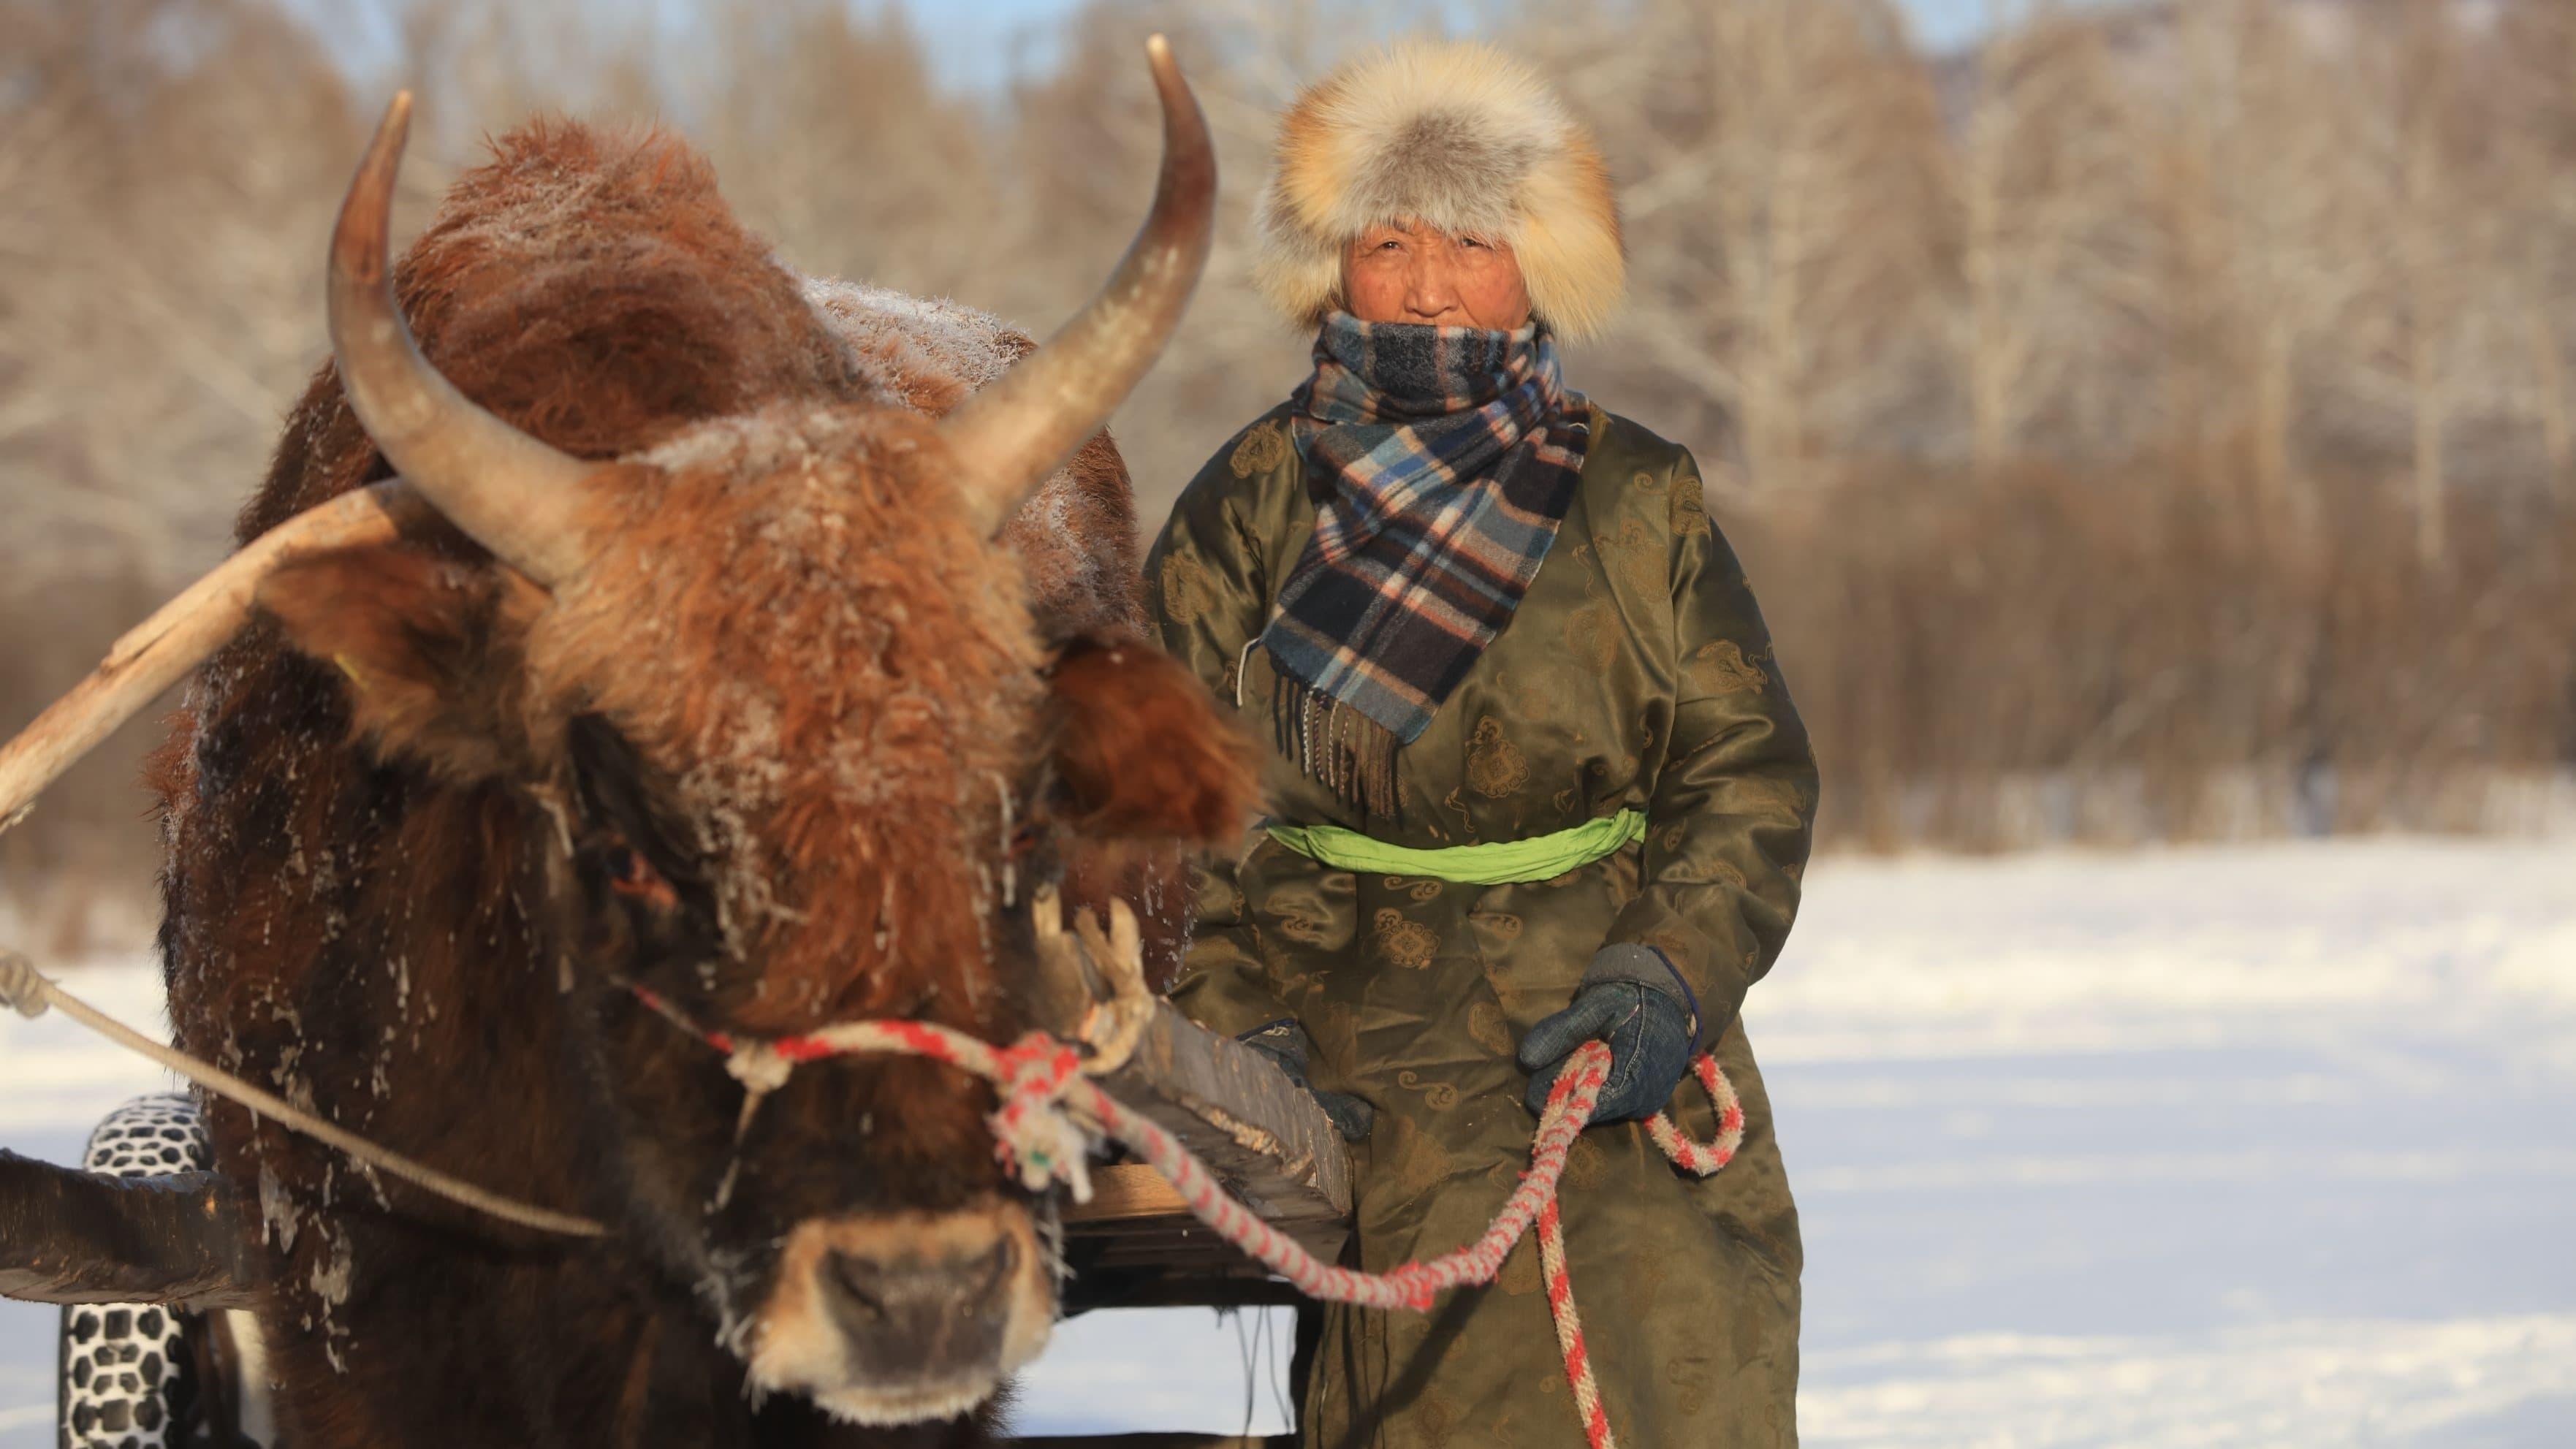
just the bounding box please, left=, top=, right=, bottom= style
left=257, top=406, right=1252, bottom=1424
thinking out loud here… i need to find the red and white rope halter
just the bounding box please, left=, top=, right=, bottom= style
left=628, top=982, right=1746, bottom=1449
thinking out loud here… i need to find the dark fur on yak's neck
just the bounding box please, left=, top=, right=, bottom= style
left=146, top=116, right=1253, bottom=1445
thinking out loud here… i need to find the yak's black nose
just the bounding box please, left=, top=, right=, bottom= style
left=818, top=1233, right=1019, bottom=1380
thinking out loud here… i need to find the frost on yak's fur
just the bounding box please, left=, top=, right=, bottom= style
left=803, top=277, right=1147, bottom=638
left=792, top=278, right=1204, bottom=978
left=145, top=115, right=1253, bottom=1446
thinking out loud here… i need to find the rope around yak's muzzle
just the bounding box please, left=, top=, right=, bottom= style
left=4, top=935, right=1742, bottom=1449
left=624, top=978, right=1742, bottom=1449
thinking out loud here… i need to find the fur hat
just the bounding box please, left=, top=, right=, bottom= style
left=1255, top=41, right=1625, bottom=342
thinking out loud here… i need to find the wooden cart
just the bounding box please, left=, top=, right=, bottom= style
left=3, top=995, right=1348, bottom=1447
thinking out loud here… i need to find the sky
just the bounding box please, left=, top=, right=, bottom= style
left=916, top=0, right=2032, bottom=51
left=898, top=0, right=2071, bottom=87
left=286, top=0, right=2109, bottom=98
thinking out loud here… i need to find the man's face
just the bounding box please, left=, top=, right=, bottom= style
left=1342, top=220, right=1534, bottom=331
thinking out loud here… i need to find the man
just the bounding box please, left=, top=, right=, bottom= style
left=1145, top=40, right=1816, bottom=1445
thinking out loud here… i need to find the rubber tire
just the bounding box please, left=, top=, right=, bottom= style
left=58, top=1093, right=210, bottom=1449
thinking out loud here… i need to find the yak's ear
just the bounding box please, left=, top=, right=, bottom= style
left=255, top=543, right=550, bottom=785
left=1044, top=633, right=1260, bottom=845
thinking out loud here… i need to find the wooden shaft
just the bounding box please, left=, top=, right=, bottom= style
left=0, top=1152, right=257, bottom=1309
left=0, top=482, right=432, bottom=837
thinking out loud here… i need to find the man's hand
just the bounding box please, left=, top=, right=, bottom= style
left=1239, top=1019, right=1375, bottom=1142
left=1518, top=979, right=1695, bottom=1125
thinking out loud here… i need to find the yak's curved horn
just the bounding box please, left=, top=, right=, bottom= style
left=0, top=483, right=434, bottom=837
left=330, top=93, right=598, bottom=587
left=938, top=34, right=1215, bottom=536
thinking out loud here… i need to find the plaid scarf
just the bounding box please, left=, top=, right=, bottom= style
left=1259, top=312, right=1591, bottom=815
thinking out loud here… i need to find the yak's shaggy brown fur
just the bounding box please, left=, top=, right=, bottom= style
left=149, top=118, right=1253, bottom=1447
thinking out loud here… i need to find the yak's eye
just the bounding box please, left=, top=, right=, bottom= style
left=604, top=840, right=677, bottom=910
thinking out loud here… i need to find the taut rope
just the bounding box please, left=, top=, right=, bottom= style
left=0, top=948, right=605, bottom=1237
left=2, top=940, right=1741, bottom=1449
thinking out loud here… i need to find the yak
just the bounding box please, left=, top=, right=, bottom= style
left=86, top=39, right=1253, bottom=1447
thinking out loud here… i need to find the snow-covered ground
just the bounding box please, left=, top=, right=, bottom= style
left=4, top=837, right=2572, bottom=1445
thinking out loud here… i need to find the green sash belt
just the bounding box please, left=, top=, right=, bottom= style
left=1264, top=809, right=1646, bottom=886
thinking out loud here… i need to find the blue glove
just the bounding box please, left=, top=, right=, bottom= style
left=1240, top=1020, right=1375, bottom=1142
left=1518, top=951, right=1699, bottom=1125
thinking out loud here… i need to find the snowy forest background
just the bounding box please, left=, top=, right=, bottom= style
left=1, top=0, right=2572, bottom=1444
left=8, top=0, right=2576, bottom=950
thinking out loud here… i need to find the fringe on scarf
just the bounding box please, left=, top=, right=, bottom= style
left=1272, top=672, right=1402, bottom=818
